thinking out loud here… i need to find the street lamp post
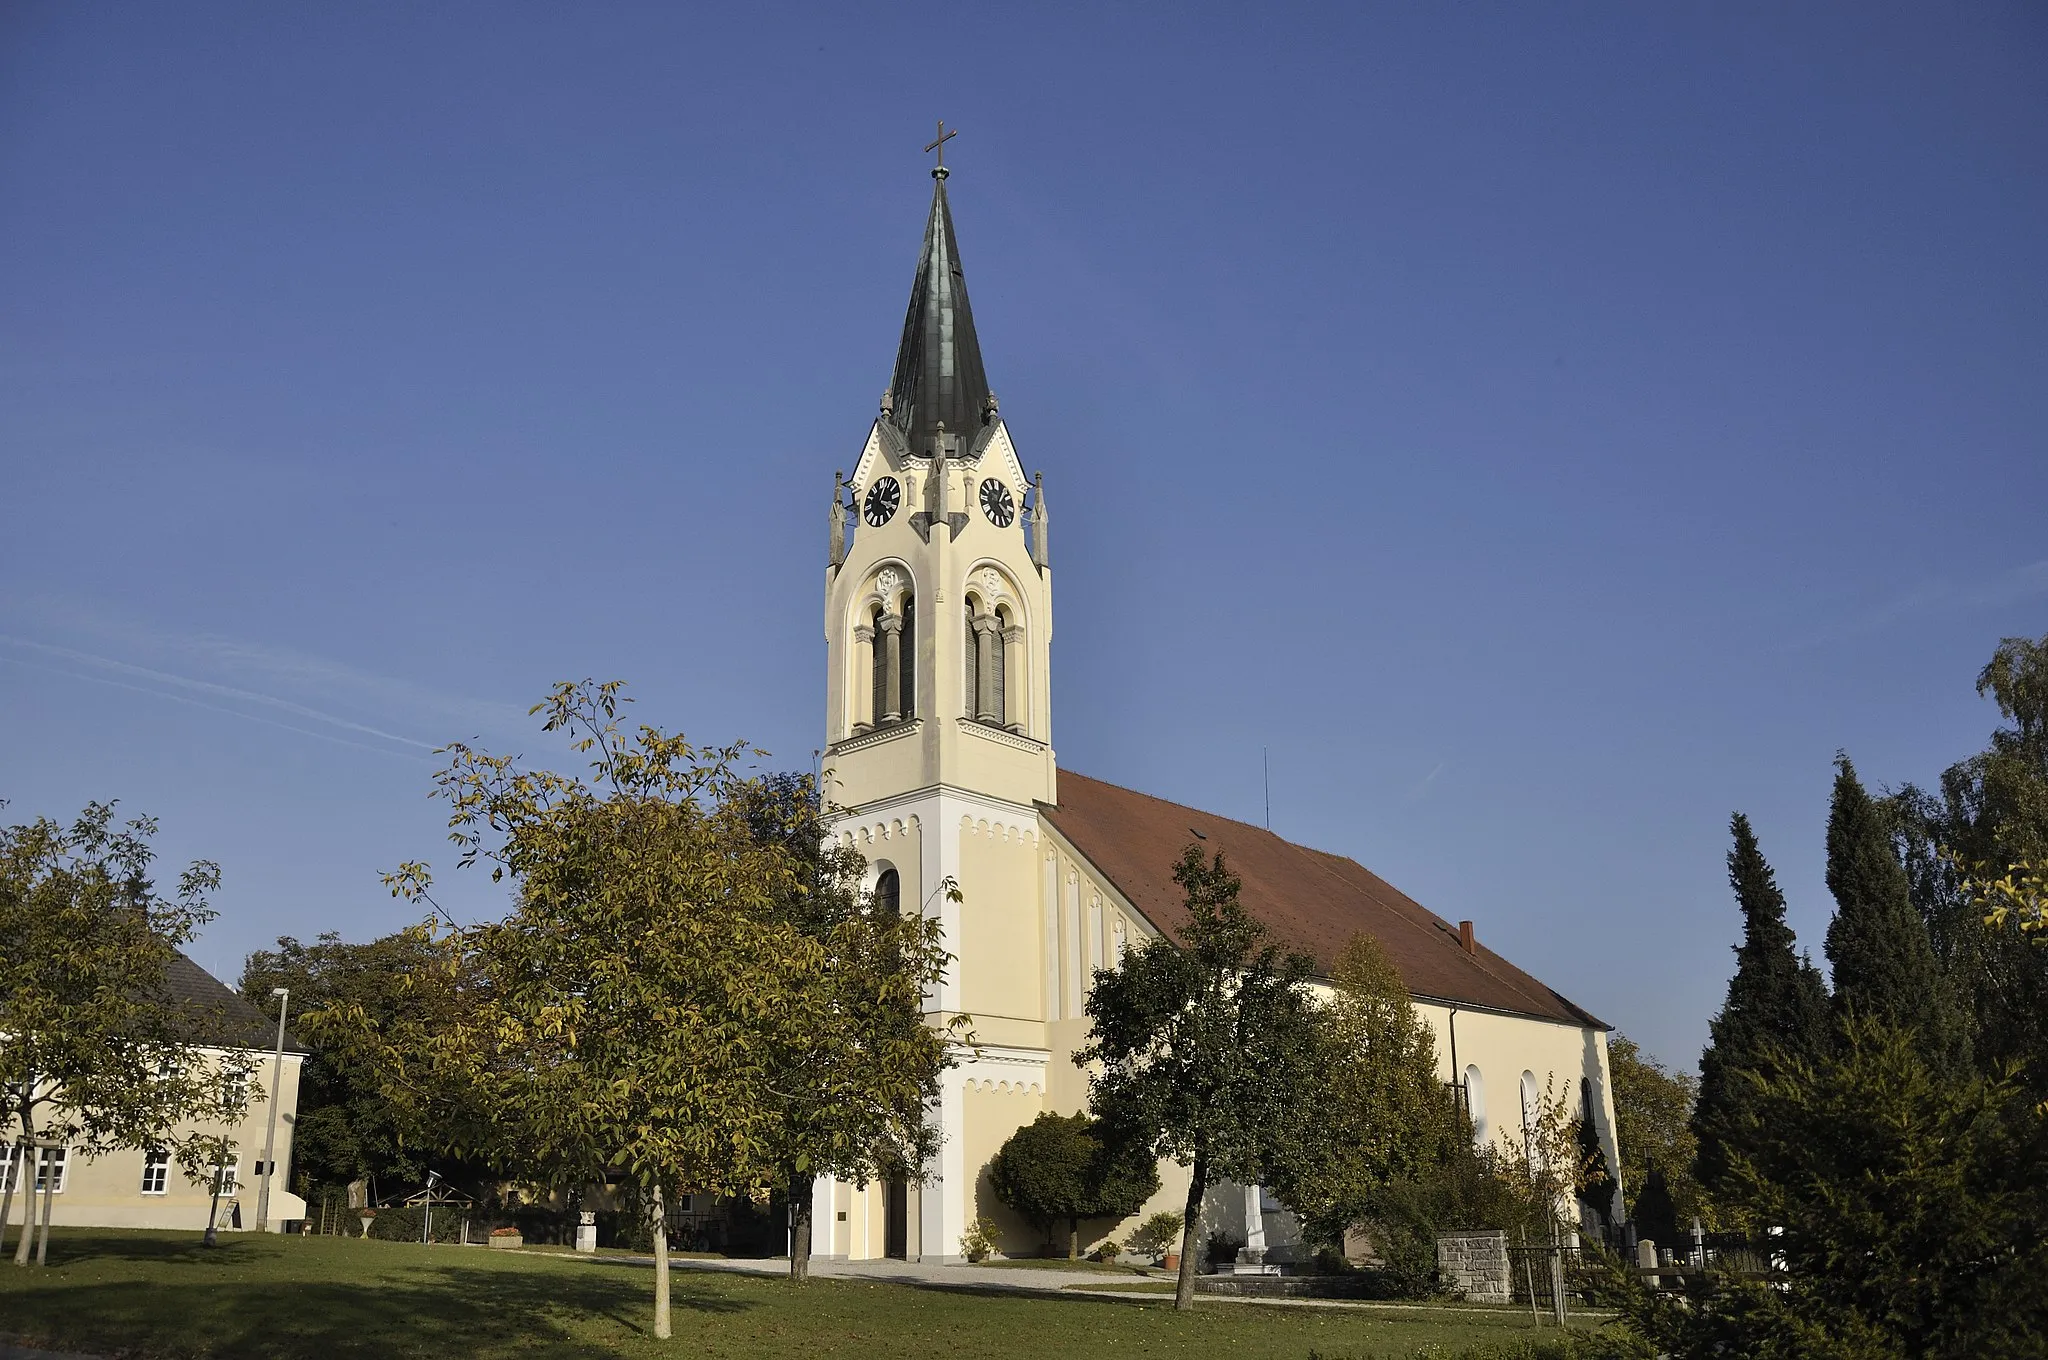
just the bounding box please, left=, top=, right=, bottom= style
left=254, top=987, right=290, bottom=1232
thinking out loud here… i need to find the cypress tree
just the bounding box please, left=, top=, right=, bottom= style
left=1824, top=756, right=1971, bottom=1072
left=1693, top=814, right=1830, bottom=1196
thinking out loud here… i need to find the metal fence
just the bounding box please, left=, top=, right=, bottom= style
left=1505, top=1228, right=1581, bottom=1327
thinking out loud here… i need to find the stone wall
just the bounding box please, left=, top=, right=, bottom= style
left=1436, top=1229, right=1510, bottom=1301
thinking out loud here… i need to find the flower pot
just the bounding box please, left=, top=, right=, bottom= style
left=1163, top=1252, right=1180, bottom=1272
left=489, top=1234, right=524, bottom=1250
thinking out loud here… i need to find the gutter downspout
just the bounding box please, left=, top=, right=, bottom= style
left=1447, top=1006, right=1463, bottom=1120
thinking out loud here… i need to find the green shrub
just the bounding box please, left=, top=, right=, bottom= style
left=1602, top=1020, right=2048, bottom=1359
left=366, top=1205, right=477, bottom=1244
left=958, top=1216, right=999, bottom=1263
left=1127, top=1210, right=1182, bottom=1256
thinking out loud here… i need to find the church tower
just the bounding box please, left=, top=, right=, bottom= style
left=816, top=152, right=1059, bottom=1261
left=821, top=159, right=1055, bottom=822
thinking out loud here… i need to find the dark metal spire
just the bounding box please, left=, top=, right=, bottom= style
left=886, top=153, right=991, bottom=456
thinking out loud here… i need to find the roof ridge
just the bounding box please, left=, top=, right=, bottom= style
left=1293, top=848, right=1601, bottom=1024
left=1056, top=770, right=1359, bottom=864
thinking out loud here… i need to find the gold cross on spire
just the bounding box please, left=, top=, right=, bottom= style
left=924, top=120, right=958, bottom=173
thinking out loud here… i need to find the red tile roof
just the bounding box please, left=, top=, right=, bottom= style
left=1039, top=772, right=1605, bottom=1029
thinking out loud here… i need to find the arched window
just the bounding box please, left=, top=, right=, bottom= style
left=963, top=603, right=979, bottom=717
left=898, top=594, right=916, bottom=719
left=874, top=867, right=901, bottom=918
left=870, top=604, right=888, bottom=727
left=990, top=605, right=1009, bottom=725
left=1465, top=1064, right=1488, bottom=1147
left=872, top=594, right=916, bottom=725
left=1520, top=1070, right=1540, bottom=1140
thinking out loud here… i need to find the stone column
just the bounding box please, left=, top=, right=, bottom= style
left=880, top=614, right=904, bottom=723
left=852, top=623, right=875, bottom=732
left=1242, top=1184, right=1268, bottom=1266
left=974, top=615, right=998, bottom=722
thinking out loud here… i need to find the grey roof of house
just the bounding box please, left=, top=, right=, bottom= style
left=165, top=952, right=308, bottom=1054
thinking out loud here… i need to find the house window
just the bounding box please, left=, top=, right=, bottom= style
left=141, top=1150, right=171, bottom=1195
left=211, top=1154, right=239, bottom=1195
left=34, top=1146, right=68, bottom=1194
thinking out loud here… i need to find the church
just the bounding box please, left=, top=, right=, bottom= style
left=810, top=151, right=1622, bottom=1264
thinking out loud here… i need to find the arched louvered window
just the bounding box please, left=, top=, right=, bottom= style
left=874, top=867, right=901, bottom=918
left=898, top=594, right=916, bottom=719
left=1465, top=1064, right=1488, bottom=1147
left=870, top=605, right=888, bottom=727
left=990, top=605, right=1009, bottom=726
left=963, top=604, right=979, bottom=717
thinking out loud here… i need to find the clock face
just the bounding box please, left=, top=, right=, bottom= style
left=979, top=478, right=1016, bottom=528
left=862, top=476, right=901, bottom=527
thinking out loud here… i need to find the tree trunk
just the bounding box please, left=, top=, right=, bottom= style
left=1068, top=1215, right=1080, bottom=1260
left=1174, top=1149, right=1206, bottom=1312
left=788, top=1172, right=814, bottom=1282
left=650, top=1182, right=671, bottom=1341
left=204, top=1172, right=223, bottom=1247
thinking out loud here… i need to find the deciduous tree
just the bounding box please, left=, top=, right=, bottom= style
left=1890, top=632, right=2048, bottom=1096
left=1608, top=1034, right=1705, bottom=1232
left=734, top=773, right=958, bottom=1283
left=989, top=1111, right=1158, bottom=1258
left=1266, top=933, right=1454, bottom=1252
left=239, top=930, right=472, bottom=1199
left=0, top=803, right=255, bottom=1266
left=308, top=682, right=830, bottom=1340
left=1079, top=845, right=1323, bottom=1311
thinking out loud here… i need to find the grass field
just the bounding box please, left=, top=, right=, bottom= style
left=0, top=1230, right=1608, bottom=1359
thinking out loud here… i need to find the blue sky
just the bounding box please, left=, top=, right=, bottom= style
left=2, top=3, right=2043, bottom=1072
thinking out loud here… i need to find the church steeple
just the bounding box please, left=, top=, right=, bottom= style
left=886, top=163, right=991, bottom=455
left=823, top=140, right=1052, bottom=818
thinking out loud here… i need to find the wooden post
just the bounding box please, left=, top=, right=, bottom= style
left=0, top=1141, right=19, bottom=1260
left=35, top=1149, right=57, bottom=1265
left=1549, top=1217, right=1567, bottom=1328
left=1519, top=1226, right=1540, bottom=1327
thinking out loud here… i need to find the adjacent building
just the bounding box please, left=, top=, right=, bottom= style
left=6, top=953, right=306, bottom=1234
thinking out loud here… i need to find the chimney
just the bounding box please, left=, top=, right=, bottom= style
left=1458, top=920, right=1476, bottom=955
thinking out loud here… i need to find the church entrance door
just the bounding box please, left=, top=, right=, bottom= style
left=883, top=1179, right=908, bottom=1260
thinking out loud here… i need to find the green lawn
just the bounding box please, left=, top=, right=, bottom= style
left=0, top=1230, right=1608, bottom=1359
